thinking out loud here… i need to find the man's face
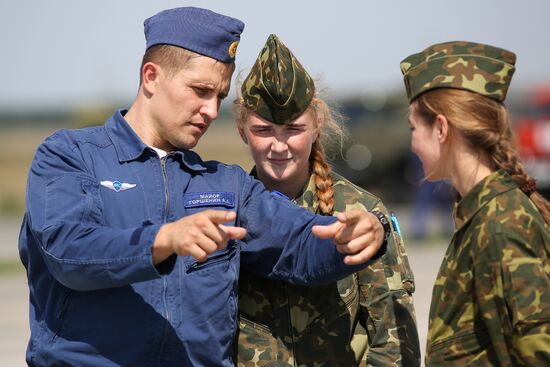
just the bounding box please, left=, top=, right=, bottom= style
left=149, top=55, right=234, bottom=151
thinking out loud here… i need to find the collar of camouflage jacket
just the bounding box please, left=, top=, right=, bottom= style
left=292, top=172, right=320, bottom=213
left=250, top=166, right=319, bottom=213
left=453, top=169, right=517, bottom=230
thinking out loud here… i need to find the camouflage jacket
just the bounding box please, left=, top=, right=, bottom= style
left=237, top=171, right=420, bottom=366
left=426, top=170, right=550, bottom=366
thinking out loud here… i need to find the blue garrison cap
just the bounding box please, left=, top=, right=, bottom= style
left=144, top=7, right=244, bottom=63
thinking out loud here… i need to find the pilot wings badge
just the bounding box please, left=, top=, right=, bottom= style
left=100, top=180, right=137, bottom=193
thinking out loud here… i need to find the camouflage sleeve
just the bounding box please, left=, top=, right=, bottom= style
left=474, top=232, right=550, bottom=366
left=356, top=201, right=421, bottom=367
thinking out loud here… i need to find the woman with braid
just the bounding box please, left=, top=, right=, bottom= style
left=400, top=41, right=550, bottom=366
left=233, top=34, right=420, bottom=366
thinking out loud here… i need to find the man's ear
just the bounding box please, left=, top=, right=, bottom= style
left=142, top=62, right=160, bottom=95
left=238, top=125, right=248, bottom=145
left=435, top=114, right=449, bottom=143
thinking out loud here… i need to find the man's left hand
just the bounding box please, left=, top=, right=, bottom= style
left=311, top=209, right=384, bottom=265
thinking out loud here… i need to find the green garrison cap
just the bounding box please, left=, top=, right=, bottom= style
left=241, top=34, right=315, bottom=124
left=400, top=41, right=516, bottom=102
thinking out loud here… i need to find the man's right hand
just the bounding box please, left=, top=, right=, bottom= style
left=152, top=210, right=247, bottom=265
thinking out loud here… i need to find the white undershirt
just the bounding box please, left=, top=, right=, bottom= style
left=150, top=146, right=168, bottom=158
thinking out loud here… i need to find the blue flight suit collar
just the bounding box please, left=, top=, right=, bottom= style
left=106, top=109, right=207, bottom=172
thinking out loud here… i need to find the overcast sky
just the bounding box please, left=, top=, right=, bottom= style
left=2, top=0, right=549, bottom=110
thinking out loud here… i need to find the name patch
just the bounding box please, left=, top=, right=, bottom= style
left=184, top=191, right=235, bottom=208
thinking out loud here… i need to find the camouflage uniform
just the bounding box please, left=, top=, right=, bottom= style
left=401, top=41, right=550, bottom=365
left=236, top=34, right=420, bottom=366
left=241, top=34, right=314, bottom=125
left=237, top=170, right=420, bottom=366
left=400, top=41, right=516, bottom=103
left=425, top=170, right=550, bottom=366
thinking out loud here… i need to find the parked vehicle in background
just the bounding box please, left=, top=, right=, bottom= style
left=514, top=85, right=550, bottom=199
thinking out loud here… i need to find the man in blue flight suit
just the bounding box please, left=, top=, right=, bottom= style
left=18, top=7, right=387, bottom=366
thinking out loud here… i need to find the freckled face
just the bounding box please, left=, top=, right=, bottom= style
left=240, top=110, right=319, bottom=187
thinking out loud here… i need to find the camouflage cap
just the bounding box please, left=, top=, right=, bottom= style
left=241, top=34, right=315, bottom=125
left=400, top=41, right=516, bottom=102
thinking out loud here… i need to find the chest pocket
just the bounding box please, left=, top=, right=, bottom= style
left=428, top=328, right=491, bottom=364
left=296, top=277, right=359, bottom=337
left=184, top=242, right=239, bottom=274
left=98, top=178, right=149, bottom=228
left=337, top=274, right=360, bottom=317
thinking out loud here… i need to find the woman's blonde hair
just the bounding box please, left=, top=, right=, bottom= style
left=234, top=91, right=347, bottom=215
left=413, top=88, right=550, bottom=224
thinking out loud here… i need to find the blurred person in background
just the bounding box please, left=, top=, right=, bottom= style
left=401, top=41, right=550, bottom=366
left=233, top=34, right=420, bottom=366
left=407, top=154, right=454, bottom=240
left=17, top=7, right=388, bottom=367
